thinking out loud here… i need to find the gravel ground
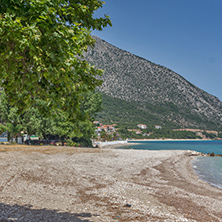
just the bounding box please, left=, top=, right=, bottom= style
left=0, top=145, right=222, bottom=221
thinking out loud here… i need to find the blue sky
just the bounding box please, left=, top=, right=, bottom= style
left=92, top=0, right=222, bottom=101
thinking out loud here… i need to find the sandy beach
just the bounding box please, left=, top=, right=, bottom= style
left=0, top=145, right=222, bottom=221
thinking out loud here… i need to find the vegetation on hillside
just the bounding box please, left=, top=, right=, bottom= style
left=117, top=127, right=201, bottom=140
left=84, top=36, right=222, bottom=130
left=97, top=94, right=222, bottom=131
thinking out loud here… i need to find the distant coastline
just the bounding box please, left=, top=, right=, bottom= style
left=129, top=138, right=213, bottom=142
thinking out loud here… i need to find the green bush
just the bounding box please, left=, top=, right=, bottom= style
left=66, top=139, right=80, bottom=147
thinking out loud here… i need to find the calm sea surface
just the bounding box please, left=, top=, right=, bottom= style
left=124, top=140, right=222, bottom=189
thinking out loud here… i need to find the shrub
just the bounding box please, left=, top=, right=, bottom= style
left=67, top=139, right=79, bottom=147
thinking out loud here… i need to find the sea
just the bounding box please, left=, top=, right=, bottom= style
left=124, top=140, right=222, bottom=190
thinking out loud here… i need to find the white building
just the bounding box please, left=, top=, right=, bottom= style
left=137, top=124, right=147, bottom=129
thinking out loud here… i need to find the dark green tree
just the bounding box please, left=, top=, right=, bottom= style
left=0, top=89, right=102, bottom=145
left=0, top=124, right=8, bottom=135
left=21, top=106, right=45, bottom=140
left=0, top=0, right=111, bottom=120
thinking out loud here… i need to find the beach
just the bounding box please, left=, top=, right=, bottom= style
left=0, top=145, right=222, bottom=221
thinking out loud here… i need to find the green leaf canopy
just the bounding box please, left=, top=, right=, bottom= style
left=0, top=0, right=111, bottom=120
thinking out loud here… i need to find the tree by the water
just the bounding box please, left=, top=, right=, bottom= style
left=0, top=0, right=111, bottom=120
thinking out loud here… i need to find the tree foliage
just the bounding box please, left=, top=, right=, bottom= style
left=0, top=123, right=8, bottom=135
left=0, top=90, right=102, bottom=145
left=0, top=0, right=111, bottom=119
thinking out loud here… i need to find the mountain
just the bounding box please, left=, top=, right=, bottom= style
left=84, top=36, right=222, bottom=130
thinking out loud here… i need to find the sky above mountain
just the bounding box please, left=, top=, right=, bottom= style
left=92, top=0, right=222, bottom=101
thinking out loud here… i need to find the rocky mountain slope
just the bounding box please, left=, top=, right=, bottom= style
left=84, top=36, right=222, bottom=129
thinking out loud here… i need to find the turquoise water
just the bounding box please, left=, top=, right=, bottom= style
left=127, top=140, right=222, bottom=154
left=192, top=156, right=222, bottom=189
left=125, top=140, right=222, bottom=189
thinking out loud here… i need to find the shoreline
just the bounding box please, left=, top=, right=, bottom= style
left=129, top=138, right=213, bottom=141
left=0, top=145, right=222, bottom=221
left=93, top=138, right=213, bottom=149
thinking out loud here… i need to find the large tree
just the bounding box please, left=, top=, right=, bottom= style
left=0, top=89, right=102, bottom=145
left=0, top=0, right=111, bottom=120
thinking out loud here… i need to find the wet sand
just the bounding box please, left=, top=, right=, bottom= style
left=0, top=145, right=222, bottom=221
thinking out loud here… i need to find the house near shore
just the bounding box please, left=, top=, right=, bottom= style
left=93, top=121, right=100, bottom=126
left=95, top=126, right=102, bottom=134
left=135, top=130, right=142, bottom=134
left=95, top=124, right=116, bottom=137
left=102, top=125, right=116, bottom=132
left=128, top=129, right=142, bottom=134
left=137, top=124, right=147, bottom=129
